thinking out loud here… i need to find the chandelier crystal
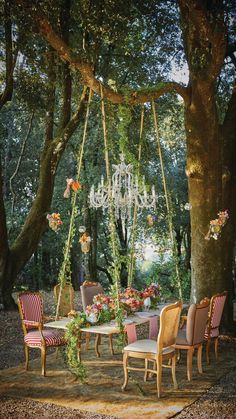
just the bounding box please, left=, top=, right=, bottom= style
left=89, top=154, right=157, bottom=221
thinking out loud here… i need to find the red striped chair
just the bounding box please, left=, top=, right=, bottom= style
left=204, top=291, right=227, bottom=364
left=18, top=291, right=65, bottom=376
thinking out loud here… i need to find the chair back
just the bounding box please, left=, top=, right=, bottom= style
left=53, top=283, right=74, bottom=316
left=18, top=292, right=43, bottom=331
left=157, top=301, right=182, bottom=353
left=80, top=282, right=104, bottom=311
left=186, top=299, right=210, bottom=345
left=206, top=291, right=227, bottom=337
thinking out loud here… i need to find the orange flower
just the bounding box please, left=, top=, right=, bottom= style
left=79, top=232, right=91, bottom=243
left=71, top=181, right=81, bottom=191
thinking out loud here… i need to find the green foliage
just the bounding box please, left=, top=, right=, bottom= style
left=64, top=313, right=88, bottom=380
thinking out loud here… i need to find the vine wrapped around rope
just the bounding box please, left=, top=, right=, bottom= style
left=55, top=87, right=92, bottom=320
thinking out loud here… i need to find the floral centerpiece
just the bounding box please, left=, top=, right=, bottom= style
left=120, top=287, right=143, bottom=313
left=85, top=300, right=113, bottom=324
left=93, top=293, right=113, bottom=311
left=141, top=282, right=161, bottom=309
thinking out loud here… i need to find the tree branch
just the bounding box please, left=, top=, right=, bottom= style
left=9, top=111, right=35, bottom=216
left=38, top=16, right=189, bottom=103
left=0, top=0, right=19, bottom=110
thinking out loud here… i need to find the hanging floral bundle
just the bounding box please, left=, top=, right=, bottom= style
left=47, top=213, right=63, bottom=232
left=79, top=232, right=92, bottom=253
left=63, top=178, right=81, bottom=199
left=147, top=214, right=157, bottom=226
left=205, top=210, right=229, bottom=240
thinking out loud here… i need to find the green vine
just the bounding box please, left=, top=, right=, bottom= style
left=64, top=313, right=88, bottom=381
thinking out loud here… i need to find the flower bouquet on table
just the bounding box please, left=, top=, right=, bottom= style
left=120, top=287, right=143, bottom=314
left=93, top=294, right=112, bottom=312
left=141, top=282, right=161, bottom=309
left=85, top=302, right=112, bottom=324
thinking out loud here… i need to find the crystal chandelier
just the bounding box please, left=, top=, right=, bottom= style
left=89, top=154, right=157, bottom=221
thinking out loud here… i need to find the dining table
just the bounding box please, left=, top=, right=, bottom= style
left=45, top=307, right=165, bottom=361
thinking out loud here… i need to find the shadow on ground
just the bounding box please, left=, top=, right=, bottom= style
left=0, top=336, right=235, bottom=419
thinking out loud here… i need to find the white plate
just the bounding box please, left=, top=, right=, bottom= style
left=135, top=312, right=155, bottom=318
left=123, top=319, right=134, bottom=325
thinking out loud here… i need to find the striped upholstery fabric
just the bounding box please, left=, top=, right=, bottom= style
left=24, top=329, right=65, bottom=347
left=205, top=293, right=227, bottom=338
left=18, top=293, right=43, bottom=330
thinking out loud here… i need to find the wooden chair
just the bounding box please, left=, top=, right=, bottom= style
left=80, top=282, right=105, bottom=350
left=53, top=283, right=75, bottom=317
left=204, top=291, right=227, bottom=364
left=121, top=301, right=182, bottom=398
left=80, top=282, right=104, bottom=311
left=175, top=299, right=210, bottom=381
left=18, top=291, right=65, bottom=376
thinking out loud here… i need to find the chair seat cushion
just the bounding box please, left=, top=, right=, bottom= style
left=123, top=339, right=175, bottom=356
left=24, top=328, right=65, bottom=347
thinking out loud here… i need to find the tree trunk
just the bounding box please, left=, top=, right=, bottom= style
left=0, top=90, right=88, bottom=309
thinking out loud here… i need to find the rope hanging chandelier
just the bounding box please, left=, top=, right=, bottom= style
left=89, top=153, right=157, bottom=221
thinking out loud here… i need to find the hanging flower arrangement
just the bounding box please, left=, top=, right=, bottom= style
left=147, top=214, right=157, bottom=226
left=47, top=213, right=63, bottom=232
left=63, top=178, right=81, bottom=198
left=205, top=210, right=229, bottom=240
left=79, top=232, right=92, bottom=253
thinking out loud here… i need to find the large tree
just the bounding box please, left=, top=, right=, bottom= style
left=29, top=0, right=236, bottom=323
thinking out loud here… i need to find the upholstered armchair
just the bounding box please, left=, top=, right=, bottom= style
left=175, top=299, right=210, bottom=380
left=53, top=283, right=75, bottom=317
left=121, top=301, right=182, bottom=398
left=204, top=291, right=227, bottom=364
left=80, top=282, right=104, bottom=311
left=18, top=291, right=65, bottom=376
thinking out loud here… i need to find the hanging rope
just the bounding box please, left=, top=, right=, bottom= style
left=100, top=84, right=121, bottom=303
left=127, top=105, right=144, bottom=286
left=55, top=87, right=92, bottom=319
left=151, top=98, right=183, bottom=300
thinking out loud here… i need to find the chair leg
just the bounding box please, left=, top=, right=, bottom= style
left=156, top=356, right=162, bottom=398
left=144, top=358, right=148, bottom=382
left=197, top=344, right=203, bottom=374
left=206, top=339, right=211, bottom=364
left=95, top=333, right=101, bottom=357
left=41, top=346, right=46, bottom=376
left=214, top=337, right=219, bottom=360
left=109, top=334, right=114, bottom=355
left=121, top=352, right=129, bottom=391
left=85, top=332, right=90, bottom=350
left=187, top=348, right=194, bottom=381
left=24, top=344, right=29, bottom=371
left=171, top=355, right=178, bottom=389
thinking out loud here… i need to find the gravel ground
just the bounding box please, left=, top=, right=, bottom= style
left=0, top=291, right=236, bottom=418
